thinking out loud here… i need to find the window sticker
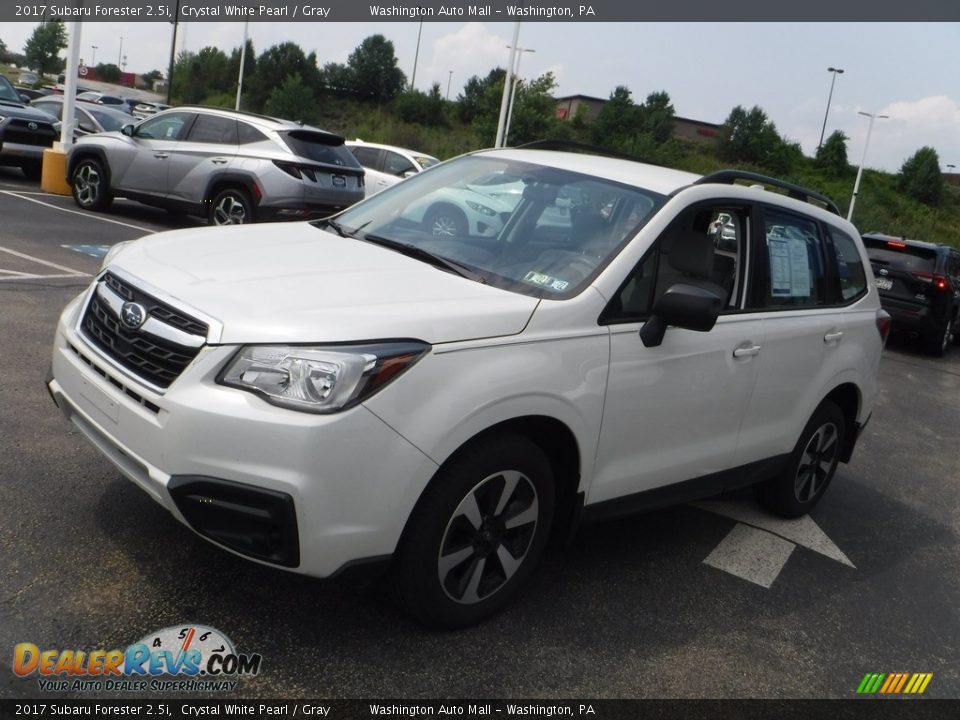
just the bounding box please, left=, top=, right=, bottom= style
left=768, top=236, right=812, bottom=297
left=524, top=271, right=570, bottom=292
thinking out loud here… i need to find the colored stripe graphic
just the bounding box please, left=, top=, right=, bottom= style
left=857, top=672, right=932, bottom=695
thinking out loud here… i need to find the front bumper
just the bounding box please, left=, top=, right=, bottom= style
left=49, top=292, right=438, bottom=577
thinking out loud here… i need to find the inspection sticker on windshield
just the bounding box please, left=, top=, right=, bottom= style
left=524, top=271, right=569, bottom=292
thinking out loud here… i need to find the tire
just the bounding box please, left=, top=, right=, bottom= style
left=71, top=158, right=113, bottom=212
left=423, top=204, right=468, bottom=238
left=21, top=162, right=42, bottom=182
left=756, top=401, right=846, bottom=519
left=208, top=187, right=254, bottom=226
left=951, top=313, right=960, bottom=347
left=922, top=320, right=952, bottom=357
left=394, top=434, right=555, bottom=629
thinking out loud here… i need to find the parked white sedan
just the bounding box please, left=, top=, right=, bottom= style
left=346, top=139, right=439, bottom=197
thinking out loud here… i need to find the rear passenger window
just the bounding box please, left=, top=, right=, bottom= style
left=384, top=151, right=415, bottom=177
left=238, top=122, right=268, bottom=144
left=187, top=115, right=238, bottom=145
left=759, top=208, right=827, bottom=309
left=827, top=227, right=867, bottom=302
left=351, top=146, right=381, bottom=169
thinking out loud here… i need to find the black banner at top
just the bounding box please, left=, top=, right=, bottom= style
left=2, top=0, right=960, bottom=23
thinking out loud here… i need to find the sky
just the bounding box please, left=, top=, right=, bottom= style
left=3, top=21, right=959, bottom=173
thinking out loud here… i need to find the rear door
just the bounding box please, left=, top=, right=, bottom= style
left=350, top=145, right=390, bottom=196
left=166, top=113, right=239, bottom=204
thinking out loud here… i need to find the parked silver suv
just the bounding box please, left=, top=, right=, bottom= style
left=66, top=106, right=365, bottom=225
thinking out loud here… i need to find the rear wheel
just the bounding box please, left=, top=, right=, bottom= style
left=71, top=158, right=113, bottom=212
left=922, top=320, right=952, bottom=357
left=757, top=401, right=846, bottom=519
left=394, top=434, right=555, bottom=628
left=209, top=187, right=254, bottom=226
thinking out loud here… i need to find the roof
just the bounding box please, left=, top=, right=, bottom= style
left=345, top=139, right=437, bottom=159
left=476, top=148, right=701, bottom=195
left=554, top=94, right=607, bottom=103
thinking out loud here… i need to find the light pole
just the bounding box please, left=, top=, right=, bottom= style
left=504, top=46, right=535, bottom=146
left=847, top=111, right=889, bottom=222
left=817, top=67, right=844, bottom=152
left=166, top=0, right=182, bottom=106
left=446, top=70, right=453, bottom=101
left=118, top=36, right=123, bottom=68
left=410, top=21, right=423, bottom=91
left=235, top=21, right=249, bottom=111
left=91, top=45, right=97, bottom=67
left=495, top=22, right=521, bottom=148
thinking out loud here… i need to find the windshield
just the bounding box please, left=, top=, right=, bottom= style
left=319, top=154, right=665, bottom=298
left=416, top=155, right=440, bottom=169
left=0, top=76, right=22, bottom=103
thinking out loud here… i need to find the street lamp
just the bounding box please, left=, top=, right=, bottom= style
left=91, top=45, right=97, bottom=67
left=446, top=70, right=453, bottom=101
left=817, top=67, right=844, bottom=152
left=118, top=36, right=123, bottom=68
left=847, top=111, right=889, bottom=222
left=504, top=46, right=535, bottom=146
left=410, top=21, right=423, bottom=91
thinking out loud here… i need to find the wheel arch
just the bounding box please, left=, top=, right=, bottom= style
left=821, top=382, right=861, bottom=463
left=398, top=414, right=583, bottom=550
left=203, top=172, right=261, bottom=208
left=67, top=148, right=112, bottom=186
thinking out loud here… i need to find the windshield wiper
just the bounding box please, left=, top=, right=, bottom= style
left=363, top=235, right=487, bottom=284
left=319, top=218, right=368, bottom=238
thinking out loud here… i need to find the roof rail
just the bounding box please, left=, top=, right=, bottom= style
left=695, top=169, right=841, bottom=216
left=516, top=139, right=648, bottom=164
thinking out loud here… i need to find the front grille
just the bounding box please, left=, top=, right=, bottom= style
left=80, top=274, right=208, bottom=389
left=4, top=118, right=57, bottom=147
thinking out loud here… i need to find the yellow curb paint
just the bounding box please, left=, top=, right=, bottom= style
left=40, top=148, right=71, bottom=196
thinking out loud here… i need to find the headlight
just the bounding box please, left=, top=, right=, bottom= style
left=465, top=200, right=497, bottom=217
left=218, top=341, right=429, bottom=413
left=100, top=241, right=132, bottom=270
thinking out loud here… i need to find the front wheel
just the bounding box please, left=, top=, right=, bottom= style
left=394, top=434, right=555, bottom=628
left=756, top=401, right=846, bottom=519
left=423, top=204, right=468, bottom=238
left=71, top=158, right=113, bottom=212
left=209, top=187, right=254, bottom=226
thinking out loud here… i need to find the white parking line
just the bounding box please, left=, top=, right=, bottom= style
left=0, top=245, right=90, bottom=280
left=704, top=523, right=796, bottom=588
left=0, top=190, right=156, bottom=233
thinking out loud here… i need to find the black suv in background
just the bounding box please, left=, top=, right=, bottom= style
left=862, top=232, right=960, bottom=356
left=0, top=74, right=59, bottom=179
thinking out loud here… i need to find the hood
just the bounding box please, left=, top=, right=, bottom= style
left=108, top=223, right=539, bottom=345
left=0, top=98, right=57, bottom=122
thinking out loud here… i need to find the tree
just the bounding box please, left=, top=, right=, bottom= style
left=0, top=37, right=8, bottom=63
left=250, top=42, right=320, bottom=111
left=591, top=86, right=641, bottom=148
left=719, top=105, right=791, bottom=171
left=395, top=84, right=446, bottom=127
left=638, top=91, right=675, bottom=144
left=318, top=62, right=353, bottom=94
left=141, top=69, right=164, bottom=91
left=815, top=130, right=850, bottom=176
left=497, top=71, right=560, bottom=146
left=264, top=74, right=316, bottom=124
left=898, top=147, right=943, bottom=206
left=95, top=63, right=121, bottom=83
left=457, top=68, right=505, bottom=123
left=24, top=21, right=67, bottom=76
left=347, top=34, right=406, bottom=102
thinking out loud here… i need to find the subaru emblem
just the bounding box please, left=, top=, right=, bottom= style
left=120, top=301, right=147, bottom=330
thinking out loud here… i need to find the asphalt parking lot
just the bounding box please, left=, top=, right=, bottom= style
left=1, top=166, right=958, bottom=700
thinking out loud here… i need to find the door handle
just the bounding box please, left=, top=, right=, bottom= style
left=153, top=152, right=169, bottom=159
left=733, top=344, right=761, bottom=358
left=824, top=330, right=844, bottom=343
left=211, top=158, right=228, bottom=165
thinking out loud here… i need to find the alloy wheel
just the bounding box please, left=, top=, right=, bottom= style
left=213, top=194, right=248, bottom=225
left=794, top=422, right=839, bottom=503
left=74, top=163, right=101, bottom=207
left=437, top=470, right=539, bottom=604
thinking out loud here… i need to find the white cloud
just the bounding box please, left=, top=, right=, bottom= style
left=419, top=23, right=513, bottom=96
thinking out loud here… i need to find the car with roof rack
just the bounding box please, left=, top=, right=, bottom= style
left=49, top=142, right=887, bottom=627
left=66, top=105, right=365, bottom=225
left=861, top=232, right=960, bottom=356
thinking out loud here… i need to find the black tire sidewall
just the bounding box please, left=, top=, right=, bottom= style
left=395, top=434, right=556, bottom=629
left=757, top=402, right=846, bottom=519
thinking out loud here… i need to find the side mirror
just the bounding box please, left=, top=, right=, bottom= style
left=402, top=169, right=417, bottom=179
left=121, top=124, right=135, bottom=137
left=639, top=283, right=724, bottom=348
left=78, top=123, right=96, bottom=134
left=19, top=94, right=31, bottom=104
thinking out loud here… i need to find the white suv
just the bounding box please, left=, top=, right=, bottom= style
left=346, top=139, right=439, bottom=197
left=48, top=146, right=888, bottom=628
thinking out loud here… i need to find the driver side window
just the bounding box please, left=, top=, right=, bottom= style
left=604, top=204, right=748, bottom=322
left=135, top=112, right=192, bottom=141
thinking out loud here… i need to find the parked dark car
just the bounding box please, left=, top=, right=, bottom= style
left=0, top=74, right=60, bottom=179
left=862, top=232, right=960, bottom=356
left=31, top=96, right=132, bottom=136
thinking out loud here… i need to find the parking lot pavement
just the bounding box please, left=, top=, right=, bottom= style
left=1, top=180, right=958, bottom=700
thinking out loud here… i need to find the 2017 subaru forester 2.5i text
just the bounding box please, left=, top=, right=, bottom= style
left=48, top=146, right=889, bottom=628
